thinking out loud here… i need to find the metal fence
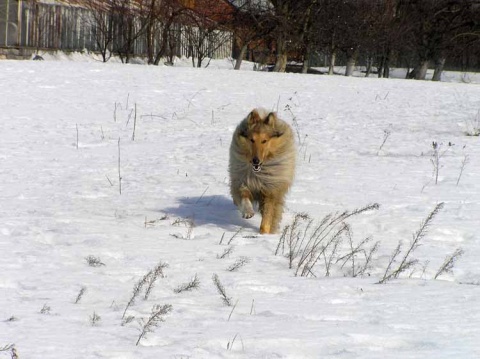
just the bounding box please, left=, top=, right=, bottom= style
left=0, top=0, right=233, bottom=60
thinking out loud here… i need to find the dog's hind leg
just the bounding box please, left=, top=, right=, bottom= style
left=260, top=196, right=276, bottom=234
left=271, top=199, right=285, bottom=234
left=260, top=189, right=287, bottom=234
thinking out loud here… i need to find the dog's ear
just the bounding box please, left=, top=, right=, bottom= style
left=247, top=109, right=262, bottom=125
left=272, top=116, right=286, bottom=137
left=239, top=128, right=248, bottom=138
left=238, top=118, right=251, bottom=138
left=264, top=112, right=277, bottom=127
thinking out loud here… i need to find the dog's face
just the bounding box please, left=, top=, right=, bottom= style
left=238, top=110, right=283, bottom=173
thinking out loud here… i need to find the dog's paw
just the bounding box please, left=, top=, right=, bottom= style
left=240, top=198, right=254, bottom=219
left=242, top=211, right=254, bottom=219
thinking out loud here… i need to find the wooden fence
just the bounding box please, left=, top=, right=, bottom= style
left=0, top=0, right=233, bottom=60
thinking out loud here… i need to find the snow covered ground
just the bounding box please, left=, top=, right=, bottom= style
left=1, top=54, right=480, bottom=358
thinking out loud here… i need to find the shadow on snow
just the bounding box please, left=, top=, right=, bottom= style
left=162, top=195, right=258, bottom=232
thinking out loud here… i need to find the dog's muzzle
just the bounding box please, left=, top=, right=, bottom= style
left=252, top=156, right=262, bottom=172
left=252, top=164, right=262, bottom=172
left=252, top=157, right=262, bottom=172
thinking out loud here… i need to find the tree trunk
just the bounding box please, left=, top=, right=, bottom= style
left=299, top=0, right=316, bottom=74
left=301, top=58, right=309, bottom=74
left=405, top=67, right=411, bottom=79
left=156, top=22, right=176, bottom=65
left=234, top=44, right=248, bottom=70
left=345, top=49, right=358, bottom=77
left=101, top=49, right=108, bottom=63
left=146, top=25, right=154, bottom=64
left=328, top=48, right=336, bottom=75
left=365, top=55, right=373, bottom=77
left=382, top=50, right=391, bottom=78
left=414, top=60, right=429, bottom=80
left=383, top=64, right=390, bottom=78
left=345, top=58, right=355, bottom=77
left=378, top=52, right=390, bottom=78
left=377, top=55, right=385, bottom=78
left=273, top=34, right=287, bottom=72
left=301, top=46, right=310, bottom=74
left=274, top=54, right=287, bottom=72
left=146, top=0, right=156, bottom=64
left=432, top=57, right=446, bottom=81
left=328, top=33, right=336, bottom=75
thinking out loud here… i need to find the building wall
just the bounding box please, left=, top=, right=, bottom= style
left=0, top=0, right=20, bottom=47
left=0, top=0, right=233, bottom=60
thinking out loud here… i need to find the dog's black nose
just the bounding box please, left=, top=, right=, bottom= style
left=252, top=157, right=260, bottom=165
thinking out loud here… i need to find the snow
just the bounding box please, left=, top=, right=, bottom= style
left=1, top=54, right=480, bottom=358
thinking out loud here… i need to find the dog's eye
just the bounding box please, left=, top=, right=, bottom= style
left=250, top=139, right=255, bottom=143
left=261, top=140, right=267, bottom=144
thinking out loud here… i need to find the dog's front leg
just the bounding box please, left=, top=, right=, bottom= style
left=238, top=185, right=254, bottom=219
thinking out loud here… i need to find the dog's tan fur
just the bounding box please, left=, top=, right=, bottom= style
left=229, top=108, right=296, bottom=234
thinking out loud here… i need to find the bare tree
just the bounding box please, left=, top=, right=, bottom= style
left=81, top=0, right=116, bottom=62
left=112, top=0, right=151, bottom=63
left=294, top=0, right=321, bottom=73
left=352, top=0, right=401, bottom=78
left=311, top=0, right=350, bottom=75
left=265, top=0, right=325, bottom=73
left=339, top=0, right=372, bottom=77
left=229, top=0, right=275, bottom=70
left=180, top=0, right=234, bottom=68
left=266, top=0, right=298, bottom=72
left=140, top=0, right=188, bottom=65
left=153, top=1, right=186, bottom=65
left=399, top=0, right=475, bottom=80
left=448, top=2, right=480, bottom=72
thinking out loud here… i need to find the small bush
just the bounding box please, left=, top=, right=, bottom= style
left=85, top=255, right=105, bottom=267
left=212, top=274, right=233, bottom=306
left=276, top=204, right=380, bottom=277
left=136, top=304, right=173, bottom=346
left=379, top=202, right=444, bottom=284
left=465, top=109, right=480, bottom=136
left=227, top=257, right=250, bottom=272
left=74, top=287, right=87, bottom=304
left=173, top=274, right=200, bottom=294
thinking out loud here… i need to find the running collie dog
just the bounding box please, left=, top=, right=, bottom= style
left=229, top=108, right=296, bottom=234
